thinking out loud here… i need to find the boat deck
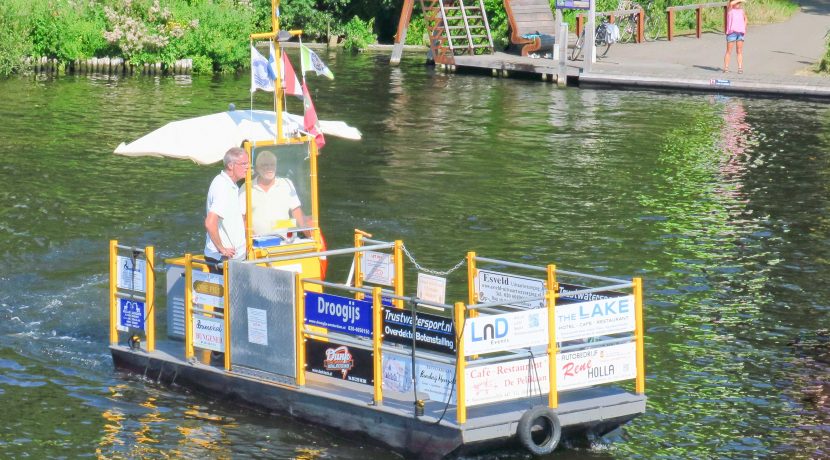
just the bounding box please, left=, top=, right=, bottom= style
left=112, top=339, right=646, bottom=458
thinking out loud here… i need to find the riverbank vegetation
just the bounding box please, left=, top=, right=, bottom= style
left=0, top=0, right=809, bottom=77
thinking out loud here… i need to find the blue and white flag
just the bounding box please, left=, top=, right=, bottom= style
left=300, top=44, right=334, bottom=80
left=251, top=45, right=274, bottom=92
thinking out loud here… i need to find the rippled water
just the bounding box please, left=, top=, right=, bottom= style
left=1, top=49, right=829, bottom=458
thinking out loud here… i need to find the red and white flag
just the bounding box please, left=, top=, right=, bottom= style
left=281, top=51, right=302, bottom=98
left=302, top=82, right=325, bottom=151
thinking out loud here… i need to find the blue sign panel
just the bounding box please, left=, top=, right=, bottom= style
left=304, top=292, right=373, bottom=338
left=119, top=298, right=145, bottom=330
left=555, top=0, right=590, bottom=9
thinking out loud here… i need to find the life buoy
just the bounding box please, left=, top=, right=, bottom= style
left=319, top=232, right=328, bottom=281
left=517, top=406, right=561, bottom=456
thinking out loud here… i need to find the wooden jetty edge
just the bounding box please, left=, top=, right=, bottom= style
left=392, top=0, right=830, bottom=99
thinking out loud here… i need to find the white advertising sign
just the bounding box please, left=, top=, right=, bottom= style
left=247, top=307, right=268, bottom=346
left=417, top=273, right=446, bottom=304
left=192, top=316, right=224, bottom=352
left=475, top=269, right=545, bottom=308
left=362, top=250, right=395, bottom=286
left=116, top=256, right=146, bottom=293
left=191, top=270, right=224, bottom=307
left=556, top=341, right=637, bottom=390
left=463, top=309, right=549, bottom=356
left=382, top=354, right=456, bottom=404
left=554, top=295, right=636, bottom=342
left=465, top=356, right=550, bottom=406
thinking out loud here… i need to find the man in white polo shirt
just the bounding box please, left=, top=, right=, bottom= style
left=242, top=150, right=305, bottom=238
left=204, top=147, right=249, bottom=272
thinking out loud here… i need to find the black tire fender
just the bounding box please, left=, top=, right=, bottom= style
left=517, top=406, right=561, bottom=456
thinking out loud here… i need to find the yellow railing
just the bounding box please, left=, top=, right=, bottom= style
left=109, top=238, right=647, bottom=427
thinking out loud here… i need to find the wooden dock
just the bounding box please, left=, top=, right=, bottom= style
left=449, top=52, right=582, bottom=81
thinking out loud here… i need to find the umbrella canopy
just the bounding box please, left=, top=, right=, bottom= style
left=114, top=110, right=361, bottom=164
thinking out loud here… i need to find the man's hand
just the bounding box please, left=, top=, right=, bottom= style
left=219, top=246, right=236, bottom=259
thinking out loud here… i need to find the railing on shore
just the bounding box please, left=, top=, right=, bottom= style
left=576, top=8, right=646, bottom=43
left=23, top=56, right=193, bottom=76
left=667, top=1, right=728, bottom=40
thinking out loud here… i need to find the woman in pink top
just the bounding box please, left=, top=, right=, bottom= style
left=724, top=0, right=748, bottom=73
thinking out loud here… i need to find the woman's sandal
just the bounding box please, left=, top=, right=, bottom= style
left=723, top=68, right=729, bottom=73
left=738, top=69, right=743, bottom=74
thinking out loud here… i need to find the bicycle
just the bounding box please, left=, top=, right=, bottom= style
left=617, top=0, right=663, bottom=43
left=641, top=0, right=664, bottom=42
left=617, top=0, right=639, bottom=43
left=571, top=19, right=617, bottom=60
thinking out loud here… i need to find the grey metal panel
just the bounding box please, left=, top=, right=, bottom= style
left=228, top=260, right=296, bottom=380
left=166, top=266, right=185, bottom=340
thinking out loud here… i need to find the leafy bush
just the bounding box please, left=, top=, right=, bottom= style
left=404, top=15, right=427, bottom=46
left=0, top=0, right=32, bottom=75
left=278, top=0, right=342, bottom=41
left=342, top=16, right=376, bottom=52
left=29, top=0, right=108, bottom=62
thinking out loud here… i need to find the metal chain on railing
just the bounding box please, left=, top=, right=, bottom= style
left=400, top=243, right=466, bottom=276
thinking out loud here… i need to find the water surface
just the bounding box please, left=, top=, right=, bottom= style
left=0, top=50, right=829, bottom=458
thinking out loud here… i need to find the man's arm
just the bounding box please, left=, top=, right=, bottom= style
left=291, top=207, right=312, bottom=237
left=205, top=211, right=236, bottom=258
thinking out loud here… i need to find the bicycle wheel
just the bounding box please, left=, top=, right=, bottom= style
left=645, top=14, right=661, bottom=41
left=598, top=38, right=611, bottom=58
left=571, top=32, right=585, bottom=60
left=619, top=16, right=636, bottom=43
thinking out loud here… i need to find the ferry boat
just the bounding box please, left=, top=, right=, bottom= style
left=108, top=2, right=647, bottom=457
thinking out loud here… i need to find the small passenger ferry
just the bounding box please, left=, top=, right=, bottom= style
left=107, top=2, right=647, bottom=457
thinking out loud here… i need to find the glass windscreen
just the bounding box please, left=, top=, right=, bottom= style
left=246, top=142, right=313, bottom=239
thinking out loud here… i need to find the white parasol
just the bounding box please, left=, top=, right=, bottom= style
left=113, top=109, right=361, bottom=165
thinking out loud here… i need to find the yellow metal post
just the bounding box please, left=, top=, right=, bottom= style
left=310, top=139, right=319, bottom=229
left=393, top=240, right=404, bottom=309
left=466, top=252, right=478, bottom=322
left=109, top=240, right=118, bottom=345
left=634, top=277, right=646, bottom=394
left=354, top=231, right=364, bottom=300
left=546, top=264, right=558, bottom=409
left=145, top=246, right=155, bottom=352
left=184, top=254, right=194, bottom=360
left=295, top=272, right=306, bottom=385
left=372, top=286, right=383, bottom=404
left=244, top=141, right=254, bottom=259
left=454, top=302, right=466, bottom=424
left=224, top=262, right=232, bottom=371
left=466, top=252, right=476, bottom=306
left=272, top=0, right=284, bottom=141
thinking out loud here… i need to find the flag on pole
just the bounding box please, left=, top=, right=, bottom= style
left=300, top=44, right=334, bottom=80
left=281, top=51, right=302, bottom=97
left=302, top=82, right=326, bottom=150
left=251, top=45, right=274, bottom=92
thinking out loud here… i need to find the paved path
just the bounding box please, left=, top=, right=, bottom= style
left=581, top=0, right=830, bottom=96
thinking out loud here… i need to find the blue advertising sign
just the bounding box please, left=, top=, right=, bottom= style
left=304, top=292, right=373, bottom=338
left=383, top=309, right=456, bottom=354
left=555, top=0, right=590, bottom=9
left=119, top=298, right=145, bottom=330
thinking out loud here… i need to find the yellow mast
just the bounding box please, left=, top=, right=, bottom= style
left=249, top=0, right=285, bottom=141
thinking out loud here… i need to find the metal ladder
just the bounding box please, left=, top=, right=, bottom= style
left=420, top=0, right=494, bottom=65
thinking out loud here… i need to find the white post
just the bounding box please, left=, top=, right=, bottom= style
left=558, top=23, right=569, bottom=86
left=588, top=0, right=597, bottom=66
left=553, top=9, right=563, bottom=60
